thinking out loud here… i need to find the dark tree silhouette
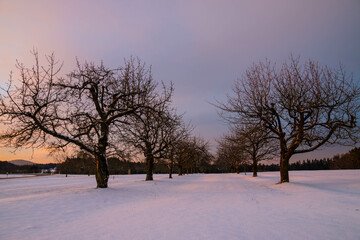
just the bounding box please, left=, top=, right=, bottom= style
left=226, top=123, right=277, bottom=177
left=217, top=56, right=360, bottom=183
left=0, top=51, right=158, bottom=188
left=216, top=135, right=248, bottom=174
left=160, top=124, right=190, bottom=179
left=175, top=136, right=212, bottom=175
left=119, top=84, right=185, bottom=181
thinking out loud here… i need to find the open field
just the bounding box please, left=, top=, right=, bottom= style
left=1, top=170, right=359, bottom=240
left=0, top=174, right=45, bottom=179
left=1, top=174, right=34, bottom=178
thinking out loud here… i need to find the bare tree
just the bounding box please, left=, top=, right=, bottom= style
left=216, top=135, right=248, bottom=174
left=160, top=124, right=190, bottom=179
left=175, top=136, right=212, bottom=175
left=189, top=137, right=213, bottom=174
left=227, top=123, right=277, bottom=177
left=0, top=51, right=157, bottom=188
left=174, top=140, right=190, bottom=176
left=119, top=84, right=184, bottom=181
left=217, top=56, right=360, bottom=183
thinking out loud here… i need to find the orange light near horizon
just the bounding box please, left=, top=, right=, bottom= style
left=0, top=147, right=56, bottom=164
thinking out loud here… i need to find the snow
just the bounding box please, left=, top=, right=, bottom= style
left=1, top=171, right=359, bottom=240
left=0, top=174, right=38, bottom=179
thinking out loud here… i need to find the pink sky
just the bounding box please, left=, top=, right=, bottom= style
left=1, top=0, right=359, bottom=163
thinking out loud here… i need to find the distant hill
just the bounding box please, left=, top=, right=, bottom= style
left=9, top=159, right=36, bottom=166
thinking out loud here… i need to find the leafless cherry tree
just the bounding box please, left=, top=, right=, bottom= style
left=216, top=135, right=248, bottom=174
left=217, top=56, right=360, bottom=183
left=226, top=123, right=277, bottom=177
left=175, top=136, right=212, bottom=175
left=189, top=137, right=213, bottom=174
left=0, top=51, right=158, bottom=188
left=160, top=124, right=190, bottom=179
left=118, top=84, right=185, bottom=181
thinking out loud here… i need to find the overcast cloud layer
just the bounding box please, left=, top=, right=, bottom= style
left=1, top=0, right=359, bottom=163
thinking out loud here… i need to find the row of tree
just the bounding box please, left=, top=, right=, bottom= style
left=3, top=148, right=358, bottom=175
left=1, top=52, right=359, bottom=186
left=58, top=146, right=360, bottom=175
left=0, top=51, right=212, bottom=188
left=57, top=136, right=213, bottom=177
left=215, top=56, right=360, bottom=182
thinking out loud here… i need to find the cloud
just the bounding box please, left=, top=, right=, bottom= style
left=0, top=0, right=359, bottom=162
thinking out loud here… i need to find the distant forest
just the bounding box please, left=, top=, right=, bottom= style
left=1, top=147, right=359, bottom=175
left=0, top=162, right=56, bottom=174
left=226, top=147, right=360, bottom=173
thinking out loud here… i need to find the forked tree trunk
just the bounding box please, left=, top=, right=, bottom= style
left=95, top=154, right=109, bottom=188
left=146, top=153, right=154, bottom=181
left=280, top=154, right=290, bottom=183
left=252, top=159, right=258, bottom=177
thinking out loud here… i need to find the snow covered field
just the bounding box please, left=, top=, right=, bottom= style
left=1, top=171, right=359, bottom=240
left=0, top=174, right=39, bottom=179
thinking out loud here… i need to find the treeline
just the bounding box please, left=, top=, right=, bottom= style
left=214, top=147, right=360, bottom=173
left=57, top=157, right=145, bottom=175
left=0, top=161, right=57, bottom=174
left=332, top=147, right=360, bottom=169
left=57, top=151, right=214, bottom=176
left=2, top=147, right=359, bottom=175
left=289, top=148, right=360, bottom=170
left=57, top=147, right=360, bottom=175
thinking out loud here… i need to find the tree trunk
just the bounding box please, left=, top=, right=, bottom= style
left=169, top=166, right=172, bottom=178
left=145, top=153, right=154, bottom=181
left=280, top=154, right=290, bottom=183
left=65, top=162, right=68, bottom=177
left=96, top=123, right=109, bottom=188
left=178, top=165, right=183, bottom=176
left=252, top=159, right=258, bottom=177
left=169, top=160, right=173, bottom=179
left=95, top=154, right=109, bottom=188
